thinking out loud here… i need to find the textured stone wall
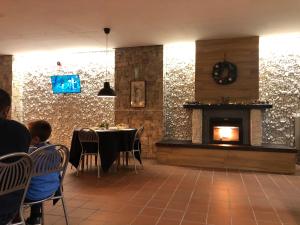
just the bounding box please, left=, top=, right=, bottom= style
left=0, top=55, right=12, bottom=94
left=260, top=38, right=300, bottom=146
left=192, top=109, right=202, bottom=143
left=12, top=52, right=115, bottom=147
left=163, top=38, right=300, bottom=147
left=115, top=46, right=163, bottom=158
left=163, top=44, right=195, bottom=140
left=0, top=55, right=12, bottom=118
left=9, top=38, right=300, bottom=149
left=250, top=110, right=263, bottom=146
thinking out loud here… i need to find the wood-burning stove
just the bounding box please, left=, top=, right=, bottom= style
left=209, top=118, right=243, bottom=144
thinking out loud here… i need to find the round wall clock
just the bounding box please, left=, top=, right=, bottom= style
left=212, top=61, right=237, bottom=85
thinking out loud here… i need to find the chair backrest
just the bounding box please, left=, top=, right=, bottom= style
left=29, top=144, right=69, bottom=179
left=0, top=153, right=33, bottom=196
left=78, top=128, right=99, bottom=143
left=134, top=126, right=144, bottom=141
left=0, top=153, right=33, bottom=225
left=131, top=126, right=144, bottom=150
left=78, top=128, right=99, bottom=154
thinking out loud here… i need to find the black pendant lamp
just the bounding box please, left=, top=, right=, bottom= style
left=98, top=81, right=115, bottom=96
left=98, top=27, right=116, bottom=97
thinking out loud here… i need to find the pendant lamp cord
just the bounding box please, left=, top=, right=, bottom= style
left=105, top=32, right=108, bottom=77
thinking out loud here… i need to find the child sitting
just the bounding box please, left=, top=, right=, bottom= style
left=25, top=120, right=60, bottom=225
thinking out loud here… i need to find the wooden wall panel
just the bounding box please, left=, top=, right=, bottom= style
left=195, top=37, right=259, bottom=102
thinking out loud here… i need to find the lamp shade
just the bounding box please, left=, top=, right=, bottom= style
left=98, top=82, right=116, bottom=97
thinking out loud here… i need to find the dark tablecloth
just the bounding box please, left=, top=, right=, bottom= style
left=69, top=129, right=141, bottom=172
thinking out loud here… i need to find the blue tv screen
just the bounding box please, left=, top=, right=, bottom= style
left=51, top=75, right=81, bottom=94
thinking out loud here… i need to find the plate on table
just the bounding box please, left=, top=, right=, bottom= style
left=94, top=127, right=107, bottom=132
left=118, top=128, right=135, bottom=131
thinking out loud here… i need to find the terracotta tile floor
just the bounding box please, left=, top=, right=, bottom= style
left=28, top=160, right=300, bottom=225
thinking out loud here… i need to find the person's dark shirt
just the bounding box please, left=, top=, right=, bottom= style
left=0, top=118, right=31, bottom=155
left=0, top=118, right=31, bottom=225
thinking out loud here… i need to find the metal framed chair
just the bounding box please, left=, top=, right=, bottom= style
left=133, top=126, right=144, bottom=165
left=78, top=128, right=100, bottom=178
left=125, top=126, right=144, bottom=174
left=23, top=144, right=70, bottom=225
left=0, top=153, right=33, bottom=225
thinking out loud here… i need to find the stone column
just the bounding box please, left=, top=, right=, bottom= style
left=0, top=55, right=12, bottom=95
left=192, top=109, right=202, bottom=143
left=115, top=46, right=163, bottom=158
left=0, top=55, right=13, bottom=118
left=250, top=109, right=262, bottom=146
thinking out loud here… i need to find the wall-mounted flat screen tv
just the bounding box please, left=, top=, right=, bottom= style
left=51, top=75, right=81, bottom=94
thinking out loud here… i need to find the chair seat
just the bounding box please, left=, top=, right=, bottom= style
left=24, top=187, right=61, bottom=205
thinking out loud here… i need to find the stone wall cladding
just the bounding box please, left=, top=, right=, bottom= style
left=192, top=109, right=202, bottom=143
left=8, top=40, right=299, bottom=148
left=0, top=55, right=13, bottom=118
left=115, top=46, right=164, bottom=158
left=260, top=52, right=300, bottom=146
left=163, top=44, right=195, bottom=140
left=250, top=109, right=262, bottom=146
left=0, top=55, right=12, bottom=94
left=163, top=39, right=299, bottom=147
left=12, top=52, right=115, bottom=147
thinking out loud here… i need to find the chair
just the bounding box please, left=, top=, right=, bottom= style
left=23, top=144, right=70, bottom=225
left=127, top=126, right=144, bottom=173
left=77, top=128, right=100, bottom=178
left=0, top=153, right=33, bottom=225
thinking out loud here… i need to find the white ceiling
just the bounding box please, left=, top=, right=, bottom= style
left=1, top=0, right=300, bottom=54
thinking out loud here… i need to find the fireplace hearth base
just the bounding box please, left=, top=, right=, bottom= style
left=156, top=140, right=297, bottom=174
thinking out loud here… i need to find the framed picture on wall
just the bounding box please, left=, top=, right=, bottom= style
left=130, top=80, right=146, bottom=108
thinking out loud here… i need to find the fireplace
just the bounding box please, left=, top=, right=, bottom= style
left=210, top=118, right=243, bottom=144
left=202, top=109, right=250, bottom=145
left=184, top=103, right=272, bottom=146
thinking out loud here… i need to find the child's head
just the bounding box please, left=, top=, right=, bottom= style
left=28, top=120, right=52, bottom=145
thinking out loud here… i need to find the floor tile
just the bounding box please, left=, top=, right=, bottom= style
left=38, top=160, right=300, bottom=225
left=161, top=209, right=184, bottom=220
left=156, top=218, right=181, bottom=225
left=141, top=207, right=163, bottom=217
left=131, top=215, right=158, bottom=225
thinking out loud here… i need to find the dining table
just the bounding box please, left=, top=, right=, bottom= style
left=69, top=128, right=141, bottom=172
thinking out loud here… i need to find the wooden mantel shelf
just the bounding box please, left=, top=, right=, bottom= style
left=183, top=102, right=272, bottom=110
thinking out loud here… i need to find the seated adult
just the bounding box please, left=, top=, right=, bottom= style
left=0, top=88, right=31, bottom=225
left=25, top=120, right=60, bottom=225
left=0, top=89, right=30, bottom=155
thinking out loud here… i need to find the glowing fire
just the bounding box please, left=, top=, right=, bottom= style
left=213, top=126, right=239, bottom=142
